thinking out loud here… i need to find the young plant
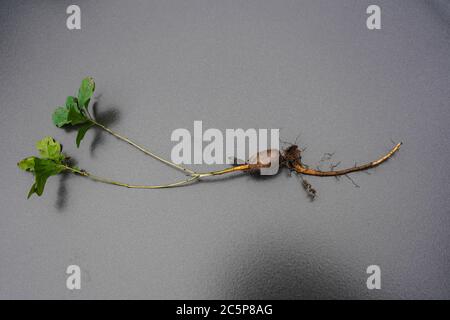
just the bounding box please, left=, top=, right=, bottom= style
left=18, top=77, right=402, bottom=199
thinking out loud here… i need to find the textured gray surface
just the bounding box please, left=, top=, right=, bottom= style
left=0, top=0, right=449, bottom=299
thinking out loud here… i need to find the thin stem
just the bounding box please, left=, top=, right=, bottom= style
left=293, top=142, right=402, bottom=176
left=63, top=162, right=252, bottom=189
left=63, top=165, right=200, bottom=189
left=84, top=107, right=94, bottom=120
left=197, top=164, right=251, bottom=177
left=88, top=119, right=196, bottom=176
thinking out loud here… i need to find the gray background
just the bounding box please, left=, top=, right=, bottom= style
left=0, top=0, right=449, bottom=299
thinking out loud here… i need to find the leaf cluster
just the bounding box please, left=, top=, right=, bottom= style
left=17, top=137, right=67, bottom=198
left=52, top=77, right=95, bottom=147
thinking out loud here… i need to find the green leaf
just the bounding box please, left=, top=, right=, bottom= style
left=78, top=77, right=95, bottom=109
left=28, top=158, right=65, bottom=197
left=52, top=78, right=94, bottom=129
left=36, top=136, right=64, bottom=161
left=52, top=107, right=70, bottom=127
left=27, top=183, right=37, bottom=199
left=67, top=103, right=89, bottom=125
left=76, top=122, right=94, bottom=148
left=19, top=137, right=67, bottom=198
left=65, top=96, right=79, bottom=110
left=18, top=156, right=36, bottom=172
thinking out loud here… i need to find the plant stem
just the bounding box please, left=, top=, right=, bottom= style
left=63, top=165, right=200, bottom=189
left=197, top=164, right=251, bottom=177
left=88, top=118, right=253, bottom=179
left=88, top=119, right=196, bottom=176
left=62, top=162, right=252, bottom=190
left=293, top=142, right=402, bottom=176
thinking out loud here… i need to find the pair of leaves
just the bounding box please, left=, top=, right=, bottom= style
left=52, top=77, right=96, bottom=147
left=18, top=137, right=66, bottom=198
left=20, top=78, right=96, bottom=198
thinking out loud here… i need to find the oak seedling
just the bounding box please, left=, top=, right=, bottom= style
left=18, top=77, right=402, bottom=199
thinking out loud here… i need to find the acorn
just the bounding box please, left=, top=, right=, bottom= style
left=247, top=149, right=281, bottom=171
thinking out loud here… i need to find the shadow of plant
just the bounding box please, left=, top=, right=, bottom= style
left=89, top=98, right=121, bottom=156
